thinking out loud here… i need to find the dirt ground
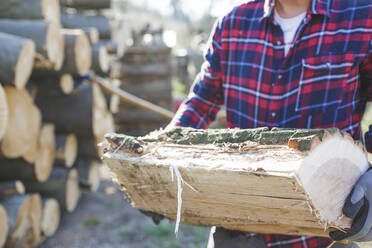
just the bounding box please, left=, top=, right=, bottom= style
left=39, top=165, right=372, bottom=248
left=39, top=166, right=210, bottom=248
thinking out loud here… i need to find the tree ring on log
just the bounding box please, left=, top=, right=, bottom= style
left=59, top=74, right=74, bottom=95
left=41, top=198, right=60, bottom=237
left=34, top=124, right=55, bottom=182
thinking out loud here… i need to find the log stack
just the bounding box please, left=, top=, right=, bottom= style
left=0, top=0, right=124, bottom=246
left=114, top=45, right=173, bottom=136
left=103, top=127, right=369, bottom=237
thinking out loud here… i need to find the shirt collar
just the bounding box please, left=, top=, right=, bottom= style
left=260, top=0, right=330, bottom=22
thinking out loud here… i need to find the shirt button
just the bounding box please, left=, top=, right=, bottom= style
left=278, top=74, right=283, bottom=80
left=276, top=41, right=282, bottom=46
left=271, top=112, right=276, bottom=118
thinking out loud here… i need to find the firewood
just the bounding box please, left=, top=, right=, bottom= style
left=55, top=134, right=78, bottom=168
left=2, top=194, right=42, bottom=247
left=1, top=87, right=41, bottom=160
left=103, top=127, right=370, bottom=237
left=0, top=204, right=8, bottom=248
left=41, top=198, right=60, bottom=238
left=0, top=181, right=25, bottom=198
left=60, top=0, right=111, bottom=10
left=60, top=29, right=92, bottom=76
left=31, top=73, right=75, bottom=95
left=35, top=82, right=113, bottom=138
left=81, top=27, right=99, bottom=45
left=24, top=168, right=80, bottom=212
left=22, top=105, right=42, bottom=164
left=76, top=135, right=102, bottom=159
left=109, top=79, right=121, bottom=114
left=75, top=158, right=100, bottom=192
left=0, top=32, right=35, bottom=89
left=61, top=12, right=111, bottom=40
left=0, top=20, right=64, bottom=71
left=0, top=85, right=8, bottom=142
left=0, top=0, right=60, bottom=23
left=92, top=43, right=110, bottom=75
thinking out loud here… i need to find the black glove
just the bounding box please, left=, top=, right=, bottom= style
left=330, top=168, right=372, bottom=242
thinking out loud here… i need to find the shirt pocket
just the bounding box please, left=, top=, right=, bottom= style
left=295, top=53, right=356, bottom=113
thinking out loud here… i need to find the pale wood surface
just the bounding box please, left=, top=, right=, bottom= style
left=0, top=84, right=8, bottom=142
left=0, top=204, right=8, bottom=248
left=0, top=0, right=60, bottom=23
left=55, top=134, right=78, bottom=168
left=0, top=32, right=35, bottom=89
left=103, top=128, right=369, bottom=237
left=0, top=20, right=64, bottom=71
left=41, top=198, right=60, bottom=238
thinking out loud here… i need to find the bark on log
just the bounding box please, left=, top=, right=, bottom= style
left=60, top=0, right=111, bottom=10
left=41, top=198, right=60, bottom=238
left=0, top=20, right=64, bottom=71
left=31, top=73, right=74, bottom=95
left=75, top=158, right=100, bottom=192
left=81, top=27, right=99, bottom=45
left=1, top=87, right=41, bottom=160
left=0, top=0, right=60, bottom=23
left=0, top=85, right=8, bottom=142
left=2, top=194, right=42, bottom=247
left=24, top=168, right=80, bottom=212
left=92, top=43, right=110, bottom=75
left=35, top=82, right=113, bottom=137
left=55, top=134, right=78, bottom=168
left=61, top=13, right=111, bottom=40
left=103, top=127, right=370, bottom=237
left=77, top=135, right=102, bottom=159
left=0, top=181, right=25, bottom=198
left=0, top=204, right=8, bottom=248
left=60, top=29, right=91, bottom=76
left=0, top=32, right=35, bottom=89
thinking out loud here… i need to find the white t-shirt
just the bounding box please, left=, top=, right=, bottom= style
left=274, top=10, right=306, bottom=56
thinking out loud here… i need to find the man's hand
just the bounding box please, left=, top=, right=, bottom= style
left=330, top=168, right=372, bottom=242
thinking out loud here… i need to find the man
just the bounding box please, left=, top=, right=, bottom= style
left=168, top=0, right=372, bottom=247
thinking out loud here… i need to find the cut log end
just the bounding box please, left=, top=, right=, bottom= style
left=60, top=74, right=74, bottom=95
left=92, top=44, right=110, bottom=73
left=65, top=134, right=78, bottom=168
left=35, top=124, right=56, bottom=182
left=89, top=161, right=101, bottom=192
left=0, top=84, right=8, bottom=141
left=66, top=169, right=80, bottom=212
left=15, top=40, right=35, bottom=90
left=41, top=198, right=60, bottom=238
left=0, top=181, right=25, bottom=196
left=82, top=27, right=99, bottom=45
left=93, top=82, right=114, bottom=138
left=42, top=0, right=61, bottom=24
left=75, top=32, right=92, bottom=75
left=22, top=105, right=42, bottom=163
left=0, top=204, right=8, bottom=248
left=47, top=23, right=64, bottom=70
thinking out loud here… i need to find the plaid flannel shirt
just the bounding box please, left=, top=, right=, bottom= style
left=172, top=0, right=372, bottom=247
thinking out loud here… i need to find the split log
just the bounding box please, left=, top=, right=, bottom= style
left=0, top=0, right=60, bottom=23
left=60, top=0, right=111, bottom=10
left=55, top=134, right=78, bottom=168
left=92, top=43, right=110, bottom=75
left=81, top=27, right=99, bottom=45
left=0, top=32, right=35, bottom=89
left=60, top=29, right=91, bottom=76
left=75, top=158, right=100, bottom=192
left=41, top=198, right=60, bottom=238
left=0, top=20, right=64, bottom=71
left=0, top=85, right=8, bottom=142
left=32, top=73, right=74, bottom=95
left=61, top=13, right=111, bottom=40
left=0, top=204, right=8, bottom=248
left=24, top=168, right=80, bottom=212
left=0, top=181, right=25, bottom=198
left=35, top=82, right=113, bottom=137
left=1, top=87, right=40, bottom=160
left=103, top=127, right=370, bottom=237
left=2, top=194, right=42, bottom=247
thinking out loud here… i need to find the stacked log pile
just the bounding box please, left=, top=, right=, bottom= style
left=0, top=0, right=120, bottom=246
left=114, top=44, right=173, bottom=136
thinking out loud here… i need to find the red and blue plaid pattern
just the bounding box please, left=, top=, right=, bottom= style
left=172, top=0, right=372, bottom=247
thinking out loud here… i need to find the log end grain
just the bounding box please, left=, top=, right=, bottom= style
left=66, top=168, right=80, bottom=212
left=47, top=23, right=64, bottom=70
left=34, top=124, right=56, bottom=182
left=88, top=161, right=101, bottom=192
left=74, top=31, right=91, bottom=75
left=0, top=84, right=8, bottom=141
left=42, top=0, right=61, bottom=24
left=15, top=40, right=35, bottom=90
left=22, top=105, right=42, bottom=164
left=41, top=198, right=60, bottom=238
left=0, top=204, right=8, bottom=248
left=59, top=74, right=74, bottom=95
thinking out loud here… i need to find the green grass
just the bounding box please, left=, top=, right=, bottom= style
left=83, top=218, right=101, bottom=228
